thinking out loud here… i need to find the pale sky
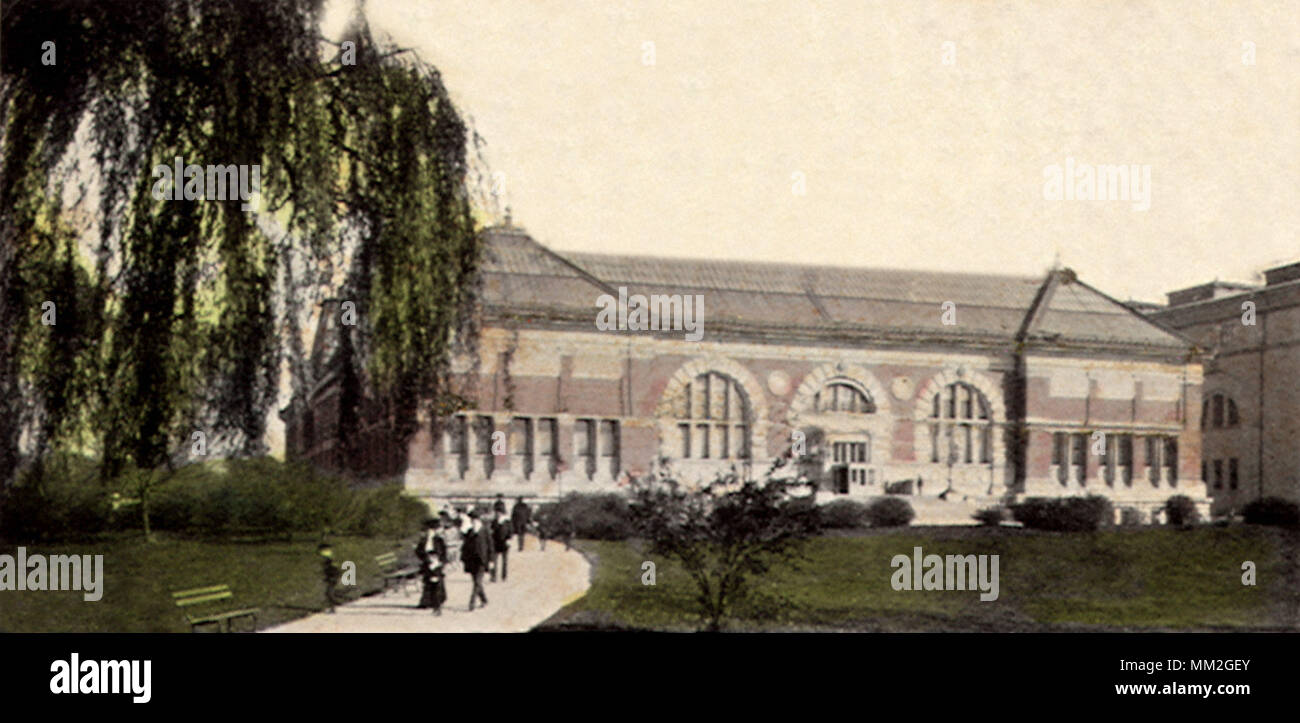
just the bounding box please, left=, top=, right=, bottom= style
left=330, top=0, right=1299, bottom=304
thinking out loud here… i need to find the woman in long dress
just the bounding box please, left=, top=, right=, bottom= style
left=415, top=519, right=448, bottom=614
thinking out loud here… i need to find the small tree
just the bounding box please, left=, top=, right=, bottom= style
left=628, top=462, right=819, bottom=632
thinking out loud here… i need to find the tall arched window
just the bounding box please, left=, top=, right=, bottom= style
left=1204, top=393, right=1242, bottom=429
left=673, top=372, right=751, bottom=459
left=928, top=382, right=993, bottom=465
left=814, top=381, right=876, bottom=414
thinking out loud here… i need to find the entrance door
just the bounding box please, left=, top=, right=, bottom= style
left=832, top=466, right=850, bottom=494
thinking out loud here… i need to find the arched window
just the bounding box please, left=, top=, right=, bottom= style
left=814, top=381, right=876, bottom=414
left=673, top=372, right=751, bottom=460
left=928, top=382, right=992, bottom=465
left=1206, top=393, right=1242, bottom=429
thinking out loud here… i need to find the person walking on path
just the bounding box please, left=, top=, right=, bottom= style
left=493, top=493, right=507, bottom=516
left=461, top=511, right=491, bottom=610
left=318, top=542, right=343, bottom=614
left=511, top=497, right=531, bottom=552
left=415, top=518, right=448, bottom=615
left=490, top=510, right=512, bottom=582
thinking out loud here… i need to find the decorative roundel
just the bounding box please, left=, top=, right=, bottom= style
left=768, top=370, right=791, bottom=396
left=890, top=376, right=914, bottom=401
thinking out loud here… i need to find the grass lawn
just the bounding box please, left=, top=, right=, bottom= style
left=0, top=533, right=408, bottom=632
left=539, top=525, right=1300, bottom=632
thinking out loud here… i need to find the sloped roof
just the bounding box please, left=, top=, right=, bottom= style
left=478, top=225, right=1195, bottom=355
left=1020, top=270, right=1192, bottom=351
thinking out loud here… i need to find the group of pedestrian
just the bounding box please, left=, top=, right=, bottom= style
left=413, top=494, right=534, bottom=615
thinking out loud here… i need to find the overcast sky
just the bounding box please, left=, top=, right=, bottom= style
left=325, top=0, right=1298, bottom=305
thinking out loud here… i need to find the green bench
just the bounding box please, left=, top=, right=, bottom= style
left=172, top=584, right=260, bottom=633
left=375, top=552, right=419, bottom=595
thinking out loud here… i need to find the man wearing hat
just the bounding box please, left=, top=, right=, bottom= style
left=461, top=510, right=491, bottom=610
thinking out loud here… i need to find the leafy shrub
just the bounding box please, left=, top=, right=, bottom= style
left=544, top=493, right=633, bottom=540
left=866, top=497, right=914, bottom=527
left=973, top=507, right=1005, bottom=526
left=1163, top=495, right=1200, bottom=527
left=819, top=499, right=870, bottom=528
left=1119, top=507, right=1144, bottom=526
left=1010, top=496, right=1113, bottom=532
left=0, top=464, right=111, bottom=542
left=1241, top=497, right=1300, bottom=527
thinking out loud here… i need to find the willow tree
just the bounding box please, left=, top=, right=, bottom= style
left=0, top=0, right=481, bottom=490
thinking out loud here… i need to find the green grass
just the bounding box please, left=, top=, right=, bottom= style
left=540, top=526, right=1300, bottom=632
left=0, top=533, right=406, bottom=632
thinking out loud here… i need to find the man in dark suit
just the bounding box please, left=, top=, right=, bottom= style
left=511, top=497, right=532, bottom=552
left=490, top=511, right=512, bottom=582
left=493, top=493, right=507, bottom=516
left=461, top=511, right=490, bottom=610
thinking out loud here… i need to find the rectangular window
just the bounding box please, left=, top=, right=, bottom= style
left=963, top=426, right=973, bottom=464
left=1118, top=434, right=1133, bottom=486
left=511, top=417, right=534, bottom=478
left=474, top=416, right=493, bottom=455
left=1229, top=458, right=1239, bottom=490
left=1212, top=395, right=1224, bottom=427
left=695, top=423, right=710, bottom=459
left=1163, top=438, right=1178, bottom=484
left=734, top=425, right=750, bottom=459
left=576, top=419, right=595, bottom=478
left=576, top=419, right=594, bottom=457
left=1052, top=432, right=1065, bottom=466
left=537, top=418, right=557, bottom=477
left=600, top=419, right=620, bottom=477
left=1213, top=459, right=1223, bottom=489
left=1146, top=437, right=1160, bottom=484
left=599, top=420, right=618, bottom=457
left=679, top=423, right=691, bottom=458
left=452, top=415, right=469, bottom=477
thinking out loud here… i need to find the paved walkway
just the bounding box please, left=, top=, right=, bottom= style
left=265, top=536, right=590, bottom=633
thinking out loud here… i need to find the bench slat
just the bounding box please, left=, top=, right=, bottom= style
left=176, top=591, right=234, bottom=607
left=172, top=585, right=230, bottom=599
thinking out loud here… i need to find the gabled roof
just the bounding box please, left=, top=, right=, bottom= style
left=1018, top=270, right=1194, bottom=353
left=477, top=224, right=1196, bottom=356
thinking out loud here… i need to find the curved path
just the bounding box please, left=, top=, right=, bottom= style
left=265, top=536, right=590, bottom=633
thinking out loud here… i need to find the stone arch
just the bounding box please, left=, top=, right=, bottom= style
left=655, top=355, right=770, bottom=463
left=788, top=362, right=896, bottom=471
left=790, top=362, right=893, bottom=419
left=912, top=366, right=1006, bottom=474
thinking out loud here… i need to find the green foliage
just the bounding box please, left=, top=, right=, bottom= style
left=1163, top=495, right=1200, bottom=527
left=1119, top=507, right=1144, bottom=526
left=0, top=460, right=111, bottom=542
left=0, top=0, right=480, bottom=486
left=866, top=497, right=915, bottom=527
left=1, top=457, right=424, bottom=541
left=536, top=493, right=632, bottom=541
left=818, top=499, right=871, bottom=529
left=1240, top=497, right=1300, bottom=527
left=1010, top=496, right=1113, bottom=532
left=628, top=470, right=820, bottom=631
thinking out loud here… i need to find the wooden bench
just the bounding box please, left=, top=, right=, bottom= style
left=375, top=552, right=419, bottom=595
left=172, top=584, right=259, bottom=633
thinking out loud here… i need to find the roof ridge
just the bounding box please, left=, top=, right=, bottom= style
left=560, top=248, right=1042, bottom=282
